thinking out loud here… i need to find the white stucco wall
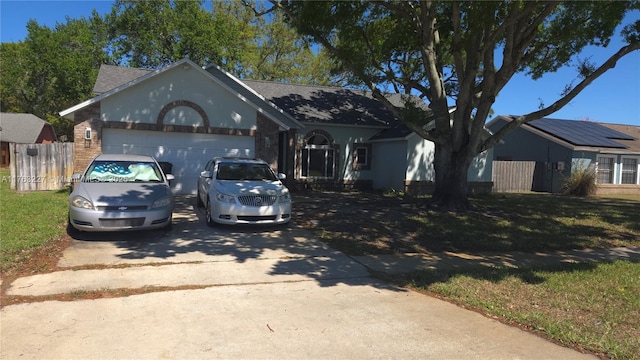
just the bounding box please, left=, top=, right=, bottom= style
left=406, top=134, right=436, bottom=182
left=405, top=134, right=493, bottom=183
left=101, top=66, right=257, bottom=129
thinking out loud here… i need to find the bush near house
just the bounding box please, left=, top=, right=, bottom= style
left=561, top=164, right=597, bottom=196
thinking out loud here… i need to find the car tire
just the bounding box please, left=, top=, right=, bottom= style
left=163, top=215, right=173, bottom=231
left=66, top=213, right=81, bottom=238
left=206, top=198, right=216, bottom=227
left=196, top=189, right=204, bottom=208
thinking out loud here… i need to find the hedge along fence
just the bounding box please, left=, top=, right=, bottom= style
left=8, top=143, right=74, bottom=191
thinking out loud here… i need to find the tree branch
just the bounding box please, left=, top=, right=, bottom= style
left=480, top=41, right=640, bottom=152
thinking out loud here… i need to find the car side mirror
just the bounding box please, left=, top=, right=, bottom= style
left=277, top=173, right=286, bottom=180
left=71, top=173, right=82, bottom=181
left=166, top=174, right=175, bottom=181
left=200, top=170, right=212, bottom=178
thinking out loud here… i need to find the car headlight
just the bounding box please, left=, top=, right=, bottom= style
left=71, top=195, right=93, bottom=209
left=215, top=192, right=236, bottom=204
left=278, top=191, right=291, bottom=203
left=151, top=196, right=172, bottom=209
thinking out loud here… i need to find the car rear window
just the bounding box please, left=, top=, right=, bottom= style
left=84, top=161, right=163, bottom=183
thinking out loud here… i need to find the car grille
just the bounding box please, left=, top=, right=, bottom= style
left=237, top=215, right=278, bottom=222
left=99, top=218, right=145, bottom=227
left=237, top=195, right=277, bottom=207
left=97, top=205, right=148, bottom=211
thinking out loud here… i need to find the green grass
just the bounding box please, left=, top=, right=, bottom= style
left=411, top=193, right=640, bottom=252
left=0, top=169, right=70, bottom=272
left=305, top=192, right=640, bottom=255
left=404, top=260, right=640, bottom=359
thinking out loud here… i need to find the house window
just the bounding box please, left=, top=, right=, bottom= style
left=596, top=156, right=615, bottom=184
left=621, top=157, right=639, bottom=184
left=301, top=132, right=336, bottom=178
left=352, top=143, right=372, bottom=171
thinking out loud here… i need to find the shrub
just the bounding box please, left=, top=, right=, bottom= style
left=561, top=166, right=597, bottom=196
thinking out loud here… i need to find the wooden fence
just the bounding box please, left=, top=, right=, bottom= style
left=492, top=160, right=537, bottom=193
left=9, top=143, right=74, bottom=191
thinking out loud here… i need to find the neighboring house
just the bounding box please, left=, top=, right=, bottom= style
left=60, top=58, right=493, bottom=195
left=0, top=113, right=57, bottom=167
left=487, top=115, right=640, bottom=194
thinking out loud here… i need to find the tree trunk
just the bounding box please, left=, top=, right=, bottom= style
left=431, top=143, right=472, bottom=211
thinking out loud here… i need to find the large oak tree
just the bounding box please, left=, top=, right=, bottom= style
left=271, top=0, right=640, bottom=209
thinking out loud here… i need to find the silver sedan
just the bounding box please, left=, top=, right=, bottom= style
left=68, top=154, right=174, bottom=232
left=197, top=157, right=291, bottom=226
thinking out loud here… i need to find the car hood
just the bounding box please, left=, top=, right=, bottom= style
left=215, top=180, right=287, bottom=196
left=72, top=182, right=172, bottom=206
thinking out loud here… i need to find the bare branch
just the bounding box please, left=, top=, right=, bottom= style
left=241, top=0, right=275, bottom=17
left=480, top=42, right=640, bottom=152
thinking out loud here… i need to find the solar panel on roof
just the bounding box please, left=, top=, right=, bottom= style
left=528, top=118, right=630, bottom=148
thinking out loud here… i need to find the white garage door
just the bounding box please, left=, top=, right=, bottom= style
left=102, top=129, right=254, bottom=194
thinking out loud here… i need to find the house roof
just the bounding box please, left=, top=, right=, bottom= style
left=598, top=123, right=640, bottom=154
left=242, top=80, right=417, bottom=128
left=0, top=113, right=52, bottom=143
left=60, top=59, right=303, bottom=131
left=490, top=115, right=640, bottom=154
left=527, top=118, right=634, bottom=149
left=92, top=65, right=153, bottom=94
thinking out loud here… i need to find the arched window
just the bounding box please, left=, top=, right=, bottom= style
left=301, top=131, right=335, bottom=178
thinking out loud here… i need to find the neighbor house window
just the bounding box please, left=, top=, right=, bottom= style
left=621, top=157, right=639, bottom=184
left=301, top=132, right=336, bottom=178
left=352, top=143, right=372, bottom=171
left=596, top=156, right=615, bottom=184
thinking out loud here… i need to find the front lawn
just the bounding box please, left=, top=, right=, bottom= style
left=0, top=169, right=70, bottom=274
left=404, top=260, right=640, bottom=360
left=295, top=191, right=640, bottom=254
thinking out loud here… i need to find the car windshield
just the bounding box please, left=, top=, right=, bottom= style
left=216, top=163, right=278, bottom=181
left=83, top=161, right=163, bottom=183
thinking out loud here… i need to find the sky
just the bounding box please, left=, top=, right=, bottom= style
left=1, top=0, right=639, bottom=126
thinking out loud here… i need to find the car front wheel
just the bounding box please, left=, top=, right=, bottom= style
left=206, top=198, right=216, bottom=227
left=196, top=189, right=204, bottom=207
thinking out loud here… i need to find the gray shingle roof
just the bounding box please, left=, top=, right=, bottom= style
left=92, top=65, right=153, bottom=94
left=0, top=113, right=49, bottom=143
left=243, top=80, right=406, bottom=127
left=598, top=123, right=640, bottom=153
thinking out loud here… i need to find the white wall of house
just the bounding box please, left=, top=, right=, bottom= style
left=406, top=134, right=436, bottom=182
left=468, top=148, right=493, bottom=182
left=405, top=134, right=493, bottom=183
left=101, top=67, right=257, bottom=130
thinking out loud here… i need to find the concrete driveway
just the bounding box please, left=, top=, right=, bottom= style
left=1, top=196, right=595, bottom=359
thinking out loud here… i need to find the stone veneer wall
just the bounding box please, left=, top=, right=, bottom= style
left=596, top=184, right=640, bottom=195
left=404, top=180, right=494, bottom=195
left=73, top=103, right=102, bottom=174
left=255, top=113, right=280, bottom=171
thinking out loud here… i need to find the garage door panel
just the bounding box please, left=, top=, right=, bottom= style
left=102, top=129, right=254, bottom=194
